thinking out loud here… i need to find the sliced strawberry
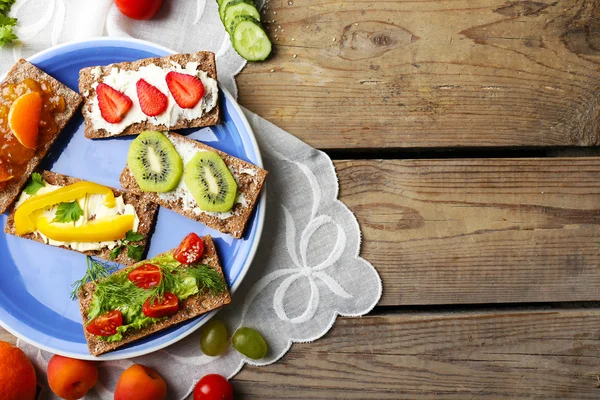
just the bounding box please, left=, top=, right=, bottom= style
left=96, top=83, right=133, bottom=124
left=166, top=71, right=205, bottom=109
left=136, top=79, right=168, bottom=117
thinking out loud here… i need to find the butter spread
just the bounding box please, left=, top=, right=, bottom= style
left=88, top=62, right=219, bottom=135
left=15, top=181, right=139, bottom=251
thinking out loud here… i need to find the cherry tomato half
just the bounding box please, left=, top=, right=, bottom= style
left=193, top=374, right=233, bottom=400
left=114, top=0, right=163, bottom=20
left=86, top=310, right=123, bottom=336
left=142, top=292, right=179, bottom=318
left=173, top=233, right=205, bottom=264
left=128, top=263, right=162, bottom=289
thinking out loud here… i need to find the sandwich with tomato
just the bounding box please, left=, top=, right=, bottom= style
left=77, top=233, right=231, bottom=356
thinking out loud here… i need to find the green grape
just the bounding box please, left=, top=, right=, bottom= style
left=232, top=327, right=268, bottom=360
left=200, top=319, right=229, bottom=356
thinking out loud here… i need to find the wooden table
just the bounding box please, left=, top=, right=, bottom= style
left=3, top=0, right=600, bottom=398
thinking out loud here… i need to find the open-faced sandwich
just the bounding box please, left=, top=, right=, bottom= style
left=4, top=171, right=158, bottom=265
left=120, top=131, right=267, bottom=238
left=0, top=59, right=82, bottom=214
left=77, top=233, right=231, bottom=356
left=79, top=52, right=219, bottom=139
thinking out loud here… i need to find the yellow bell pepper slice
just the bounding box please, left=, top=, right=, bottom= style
left=35, top=214, right=135, bottom=243
left=14, top=181, right=117, bottom=235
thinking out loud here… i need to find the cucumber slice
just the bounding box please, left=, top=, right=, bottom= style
left=228, top=15, right=260, bottom=35
left=224, top=1, right=261, bottom=33
left=232, top=20, right=272, bottom=61
left=219, top=0, right=238, bottom=21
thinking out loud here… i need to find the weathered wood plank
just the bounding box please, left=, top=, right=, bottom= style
left=335, top=158, right=600, bottom=306
left=238, top=0, right=600, bottom=149
left=234, top=310, right=600, bottom=399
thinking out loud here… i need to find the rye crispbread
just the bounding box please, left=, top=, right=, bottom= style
left=78, top=235, right=231, bottom=356
left=4, top=170, right=158, bottom=265
left=79, top=52, right=220, bottom=139
left=120, top=132, right=267, bottom=238
left=0, top=59, right=82, bottom=214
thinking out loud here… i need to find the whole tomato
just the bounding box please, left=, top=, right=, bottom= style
left=114, top=0, right=163, bottom=20
left=193, top=374, right=234, bottom=400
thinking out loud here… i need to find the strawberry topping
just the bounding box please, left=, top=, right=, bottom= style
left=96, top=83, right=133, bottom=124
left=165, top=71, right=205, bottom=109
left=136, top=79, right=168, bottom=117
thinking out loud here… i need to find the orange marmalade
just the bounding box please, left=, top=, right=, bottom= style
left=0, top=78, right=65, bottom=190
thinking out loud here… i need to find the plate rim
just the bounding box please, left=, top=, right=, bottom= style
left=0, top=37, right=266, bottom=360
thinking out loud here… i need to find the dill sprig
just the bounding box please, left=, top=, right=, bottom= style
left=70, top=257, right=119, bottom=300
left=186, top=265, right=227, bottom=296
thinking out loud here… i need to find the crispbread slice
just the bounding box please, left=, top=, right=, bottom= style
left=120, top=132, right=267, bottom=238
left=0, top=59, right=83, bottom=214
left=4, top=170, right=158, bottom=265
left=78, top=235, right=231, bottom=356
left=79, top=52, right=220, bottom=139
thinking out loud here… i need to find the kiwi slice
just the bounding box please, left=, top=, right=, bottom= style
left=183, top=151, right=238, bottom=212
left=127, top=131, right=183, bottom=193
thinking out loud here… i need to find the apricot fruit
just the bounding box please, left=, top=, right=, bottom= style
left=114, top=364, right=167, bottom=400
left=47, top=355, right=98, bottom=400
left=0, top=341, right=37, bottom=400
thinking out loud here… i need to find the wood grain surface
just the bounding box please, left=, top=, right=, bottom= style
left=238, top=0, right=600, bottom=149
left=235, top=310, right=600, bottom=399
left=336, top=157, right=600, bottom=306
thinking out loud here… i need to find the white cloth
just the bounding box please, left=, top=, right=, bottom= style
left=1, top=1, right=382, bottom=398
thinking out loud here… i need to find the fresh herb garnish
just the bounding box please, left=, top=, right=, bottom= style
left=0, top=1, right=17, bottom=48
left=70, top=257, right=118, bottom=300
left=186, top=265, right=227, bottom=296
left=23, top=172, right=45, bottom=195
left=110, top=230, right=145, bottom=261
left=53, top=201, right=84, bottom=223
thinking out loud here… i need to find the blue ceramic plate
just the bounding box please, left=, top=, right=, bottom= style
left=0, top=38, right=265, bottom=360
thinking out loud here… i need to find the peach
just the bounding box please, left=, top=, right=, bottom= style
left=47, top=355, right=98, bottom=400
left=114, top=364, right=167, bottom=400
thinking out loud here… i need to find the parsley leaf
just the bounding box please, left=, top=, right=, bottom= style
left=0, top=0, right=16, bottom=14
left=0, top=24, right=16, bottom=47
left=110, top=231, right=145, bottom=261
left=53, top=201, right=84, bottom=223
left=0, top=0, right=17, bottom=48
left=110, top=245, right=124, bottom=261
left=23, top=172, right=45, bottom=195
left=125, top=230, right=144, bottom=242
left=126, top=244, right=143, bottom=261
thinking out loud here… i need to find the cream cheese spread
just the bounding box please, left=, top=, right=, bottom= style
left=89, top=62, right=219, bottom=136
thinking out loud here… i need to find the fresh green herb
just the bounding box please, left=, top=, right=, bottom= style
left=89, top=275, right=147, bottom=321
left=0, top=1, right=17, bottom=48
left=110, top=230, right=144, bottom=261
left=70, top=257, right=118, bottom=300
left=53, top=201, right=84, bottom=223
left=23, top=172, right=45, bottom=195
left=186, top=265, right=227, bottom=296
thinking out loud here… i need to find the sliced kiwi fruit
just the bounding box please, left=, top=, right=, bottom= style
left=183, top=151, right=238, bottom=212
left=127, top=131, right=183, bottom=193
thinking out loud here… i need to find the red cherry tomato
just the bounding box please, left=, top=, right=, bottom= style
left=193, top=374, right=233, bottom=400
left=114, top=0, right=163, bottom=20
left=142, top=292, right=179, bottom=318
left=173, top=233, right=205, bottom=264
left=128, top=263, right=162, bottom=289
left=86, top=310, right=123, bottom=336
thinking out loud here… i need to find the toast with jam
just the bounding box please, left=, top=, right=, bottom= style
left=0, top=60, right=82, bottom=214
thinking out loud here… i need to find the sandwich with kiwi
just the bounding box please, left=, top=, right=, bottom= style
left=120, top=131, right=267, bottom=238
left=4, top=170, right=158, bottom=265
left=78, top=52, right=220, bottom=139
left=77, top=233, right=231, bottom=356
